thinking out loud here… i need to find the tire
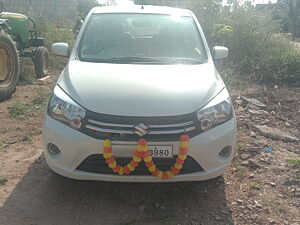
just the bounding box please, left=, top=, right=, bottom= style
left=33, top=46, right=49, bottom=78
left=0, top=31, right=20, bottom=102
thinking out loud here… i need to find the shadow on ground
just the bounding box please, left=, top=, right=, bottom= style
left=0, top=154, right=233, bottom=225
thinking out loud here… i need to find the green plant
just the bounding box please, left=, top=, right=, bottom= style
left=287, top=158, right=300, bottom=169
left=250, top=182, right=262, bottom=190
left=21, top=134, right=32, bottom=143
left=0, top=176, right=7, bottom=186
left=236, top=165, right=246, bottom=171
left=36, top=22, right=74, bottom=71
left=32, top=87, right=49, bottom=106
left=8, top=102, right=29, bottom=117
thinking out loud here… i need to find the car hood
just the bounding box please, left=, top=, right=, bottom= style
left=57, top=60, right=224, bottom=117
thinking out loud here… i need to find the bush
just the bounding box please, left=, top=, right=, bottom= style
left=37, top=22, right=75, bottom=71
left=208, top=9, right=300, bottom=85
left=187, top=1, right=300, bottom=86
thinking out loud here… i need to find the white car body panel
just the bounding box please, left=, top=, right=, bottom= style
left=58, top=61, right=224, bottom=116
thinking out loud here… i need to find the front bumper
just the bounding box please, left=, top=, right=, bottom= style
left=43, top=114, right=236, bottom=182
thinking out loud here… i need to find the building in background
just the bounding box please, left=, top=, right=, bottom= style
left=2, top=0, right=77, bottom=21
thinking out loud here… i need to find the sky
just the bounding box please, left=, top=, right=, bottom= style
left=97, top=0, right=278, bottom=5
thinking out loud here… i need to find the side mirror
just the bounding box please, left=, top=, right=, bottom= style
left=213, top=46, right=228, bottom=60
left=51, top=43, right=69, bottom=57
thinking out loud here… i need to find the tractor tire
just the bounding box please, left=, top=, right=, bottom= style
left=33, top=46, right=49, bottom=78
left=0, top=31, right=20, bottom=102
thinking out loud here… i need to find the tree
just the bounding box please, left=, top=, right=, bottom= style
left=77, top=0, right=99, bottom=16
left=288, top=0, right=300, bottom=39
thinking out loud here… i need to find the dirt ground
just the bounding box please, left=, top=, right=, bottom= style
left=0, top=69, right=299, bottom=225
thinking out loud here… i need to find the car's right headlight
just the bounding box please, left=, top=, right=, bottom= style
left=48, top=85, right=86, bottom=130
left=196, top=89, right=233, bottom=131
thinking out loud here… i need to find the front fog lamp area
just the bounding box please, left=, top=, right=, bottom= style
left=197, top=97, right=232, bottom=131
left=48, top=87, right=86, bottom=130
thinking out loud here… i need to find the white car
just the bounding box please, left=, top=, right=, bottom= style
left=43, top=5, right=236, bottom=182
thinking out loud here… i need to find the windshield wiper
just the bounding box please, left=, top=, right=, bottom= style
left=109, top=56, right=165, bottom=63
left=160, top=57, right=203, bottom=64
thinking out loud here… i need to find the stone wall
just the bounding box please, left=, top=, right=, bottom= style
left=3, top=0, right=77, bottom=21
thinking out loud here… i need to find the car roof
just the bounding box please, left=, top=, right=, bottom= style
left=92, top=5, right=193, bottom=17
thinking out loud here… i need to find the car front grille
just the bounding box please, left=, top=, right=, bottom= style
left=81, top=111, right=202, bottom=142
left=76, top=154, right=204, bottom=175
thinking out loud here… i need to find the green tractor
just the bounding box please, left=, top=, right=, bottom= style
left=0, top=2, right=49, bottom=102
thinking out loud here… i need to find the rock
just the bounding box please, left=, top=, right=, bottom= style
left=236, top=199, right=244, bottom=204
left=241, top=153, right=250, bottom=160
left=242, top=96, right=267, bottom=108
left=220, top=209, right=229, bottom=215
left=37, top=76, right=52, bottom=85
left=269, top=182, right=276, bottom=187
left=246, top=204, right=254, bottom=210
left=253, top=125, right=299, bottom=142
left=138, top=204, right=145, bottom=213
left=249, top=159, right=260, bottom=169
left=250, top=131, right=257, bottom=137
left=250, top=214, right=258, bottom=220
left=283, top=180, right=299, bottom=186
left=215, top=215, right=221, bottom=221
left=249, top=173, right=255, bottom=178
left=235, top=100, right=243, bottom=105
left=269, top=219, right=276, bottom=224
left=241, top=161, right=249, bottom=166
left=254, top=202, right=263, bottom=208
left=248, top=109, right=269, bottom=115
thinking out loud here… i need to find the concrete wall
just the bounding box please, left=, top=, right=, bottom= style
left=3, top=0, right=77, bottom=21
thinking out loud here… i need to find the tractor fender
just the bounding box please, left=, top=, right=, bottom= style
left=0, top=18, right=9, bottom=31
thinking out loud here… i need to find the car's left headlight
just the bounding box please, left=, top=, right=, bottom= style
left=197, top=89, right=233, bottom=131
left=48, top=85, right=86, bottom=129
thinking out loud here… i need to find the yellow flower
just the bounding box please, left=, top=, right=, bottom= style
left=144, top=156, right=152, bottom=163
left=140, top=146, right=148, bottom=152
left=178, top=154, right=187, bottom=160
left=167, top=171, right=174, bottom=178
left=118, top=167, right=124, bottom=175
left=149, top=165, right=156, bottom=172
left=136, top=145, right=142, bottom=152
left=103, top=152, right=112, bottom=159
left=175, top=164, right=183, bottom=170
left=108, top=161, right=117, bottom=169
left=103, top=140, right=111, bottom=148
left=127, top=164, right=135, bottom=172
left=180, top=141, right=189, bottom=148
left=133, top=156, right=142, bottom=163
left=157, top=171, right=163, bottom=179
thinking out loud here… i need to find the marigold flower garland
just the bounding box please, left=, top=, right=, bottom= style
left=102, top=135, right=190, bottom=179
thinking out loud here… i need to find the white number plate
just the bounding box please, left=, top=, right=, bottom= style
left=148, top=145, right=173, bottom=158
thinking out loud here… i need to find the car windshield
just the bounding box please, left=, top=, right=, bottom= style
left=78, top=13, right=207, bottom=64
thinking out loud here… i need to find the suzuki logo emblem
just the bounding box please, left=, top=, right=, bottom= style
left=134, top=123, right=149, bottom=137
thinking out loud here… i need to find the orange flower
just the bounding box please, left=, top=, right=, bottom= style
left=171, top=166, right=180, bottom=175
left=145, top=161, right=154, bottom=167
left=138, top=139, right=147, bottom=146
left=102, top=135, right=190, bottom=179
left=113, top=165, right=121, bottom=173
left=180, top=147, right=188, bottom=154
left=176, top=158, right=185, bottom=165
left=130, top=160, right=139, bottom=167
left=105, top=157, right=115, bottom=164
left=124, top=166, right=131, bottom=174
left=180, top=135, right=190, bottom=141
left=104, top=147, right=112, bottom=153
left=152, top=169, right=160, bottom=177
